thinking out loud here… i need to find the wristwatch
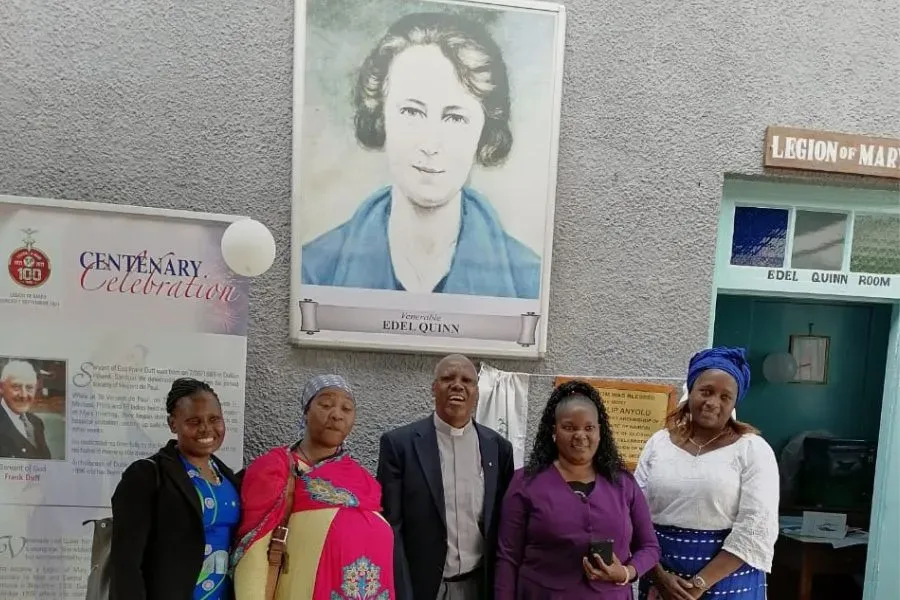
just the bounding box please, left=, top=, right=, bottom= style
left=692, top=575, right=710, bottom=591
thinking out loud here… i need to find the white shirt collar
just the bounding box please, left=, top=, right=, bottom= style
left=433, top=411, right=472, bottom=437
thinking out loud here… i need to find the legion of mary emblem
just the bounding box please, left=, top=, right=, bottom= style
left=8, top=229, right=51, bottom=288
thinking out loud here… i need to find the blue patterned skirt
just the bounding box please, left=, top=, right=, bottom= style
left=638, top=525, right=766, bottom=599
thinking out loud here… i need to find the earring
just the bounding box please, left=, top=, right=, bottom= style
left=552, top=434, right=556, bottom=442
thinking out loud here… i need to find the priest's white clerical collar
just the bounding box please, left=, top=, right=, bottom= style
left=433, top=412, right=472, bottom=437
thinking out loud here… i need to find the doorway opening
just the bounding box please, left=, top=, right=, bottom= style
left=712, top=292, right=893, bottom=600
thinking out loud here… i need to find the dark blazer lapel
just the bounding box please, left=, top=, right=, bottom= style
left=0, top=408, right=38, bottom=452
left=0, top=408, right=14, bottom=435
left=0, top=408, right=22, bottom=441
left=413, top=419, right=446, bottom=527
left=157, top=449, right=203, bottom=521
left=476, top=424, right=499, bottom=534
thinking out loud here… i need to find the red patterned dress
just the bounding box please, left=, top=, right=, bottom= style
left=232, top=447, right=395, bottom=600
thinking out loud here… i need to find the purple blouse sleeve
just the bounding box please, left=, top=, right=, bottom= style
left=495, top=469, right=528, bottom=599
left=625, top=472, right=661, bottom=577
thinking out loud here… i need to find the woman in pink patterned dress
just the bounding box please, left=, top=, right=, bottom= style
left=232, top=375, right=394, bottom=600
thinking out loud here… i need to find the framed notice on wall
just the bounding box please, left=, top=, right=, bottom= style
left=790, top=334, right=830, bottom=384
left=555, top=378, right=677, bottom=470
left=289, top=0, right=566, bottom=358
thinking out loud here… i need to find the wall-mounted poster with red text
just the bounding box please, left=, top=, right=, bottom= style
left=0, top=195, right=250, bottom=599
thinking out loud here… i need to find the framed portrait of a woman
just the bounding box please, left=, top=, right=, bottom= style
left=290, top=0, right=565, bottom=358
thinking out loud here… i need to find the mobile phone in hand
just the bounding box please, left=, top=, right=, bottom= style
left=588, top=539, right=614, bottom=567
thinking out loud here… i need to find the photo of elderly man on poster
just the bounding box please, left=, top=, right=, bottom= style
left=297, top=0, right=560, bottom=301
left=0, top=357, right=67, bottom=460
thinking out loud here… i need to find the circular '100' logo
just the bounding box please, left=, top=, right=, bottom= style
left=8, top=247, right=51, bottom=288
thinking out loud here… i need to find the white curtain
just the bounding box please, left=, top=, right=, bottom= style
left=476, top=363, right=530, bottom=469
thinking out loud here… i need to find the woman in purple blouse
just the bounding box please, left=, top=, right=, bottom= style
left=495, top=380, right=661, bottom=599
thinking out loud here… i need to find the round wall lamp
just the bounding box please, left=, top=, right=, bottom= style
left=220, top=218, right=276, bottom=277
left=762, top=352, right=798, bottom=384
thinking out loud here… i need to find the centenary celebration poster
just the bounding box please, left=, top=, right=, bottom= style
left=290, top=0, right=566, bottom=358
left=0, top=196, right=249, bottom=599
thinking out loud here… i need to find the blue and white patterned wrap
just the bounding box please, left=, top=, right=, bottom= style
left=638, top=525, right=766, bottom=599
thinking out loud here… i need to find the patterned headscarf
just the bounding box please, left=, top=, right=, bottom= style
left=686, top=346, right=752, bottom=403
left=297, top=374, right=355, bottom=439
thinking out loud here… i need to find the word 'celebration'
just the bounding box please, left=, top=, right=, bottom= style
left=79, top=250, right=238, bottom=301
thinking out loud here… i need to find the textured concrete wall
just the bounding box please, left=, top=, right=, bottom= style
left=1, top=0, right=898, bottom=469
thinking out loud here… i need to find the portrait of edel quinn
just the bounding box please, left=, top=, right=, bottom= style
left=300, top=11, right=542, bottom=300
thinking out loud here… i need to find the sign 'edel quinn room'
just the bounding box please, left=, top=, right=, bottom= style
left=715, top=126, right=900, bottom=301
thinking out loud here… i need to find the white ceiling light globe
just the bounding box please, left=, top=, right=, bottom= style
left=220, top=218, right=276, bottom=277
left=762, top=352, right=798, bottom=384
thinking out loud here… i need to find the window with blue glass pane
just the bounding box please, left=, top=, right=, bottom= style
left=730, top=206, right=789, bottom=267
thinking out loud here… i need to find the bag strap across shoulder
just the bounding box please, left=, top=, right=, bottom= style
left=264, top=450, right=297, bottom=600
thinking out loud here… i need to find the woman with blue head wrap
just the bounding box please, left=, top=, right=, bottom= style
left=232, top=375, right=397, bottom=599
left=635, top=347, right=779, bottom=600
left=686, top=347, right=752, bottom=404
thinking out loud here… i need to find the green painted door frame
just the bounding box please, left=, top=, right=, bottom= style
left=709, top=177, right=900, bottom=599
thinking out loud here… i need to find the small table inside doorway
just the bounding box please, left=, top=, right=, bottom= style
left=773, top=533, right=868, bottom=600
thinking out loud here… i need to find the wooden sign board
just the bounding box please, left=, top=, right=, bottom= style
left=554, top=378, right=677, bottom=470
left=764, top=126, right=900, bottom=179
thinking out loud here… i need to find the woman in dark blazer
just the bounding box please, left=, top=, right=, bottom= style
left=110, top=378, right=241, bottom=600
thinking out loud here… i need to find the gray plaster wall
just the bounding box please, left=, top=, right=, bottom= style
left=1, top=0, right=898, bottom=469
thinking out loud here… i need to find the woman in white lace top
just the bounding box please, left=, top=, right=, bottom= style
left=634, top=347, right=779, bottom=600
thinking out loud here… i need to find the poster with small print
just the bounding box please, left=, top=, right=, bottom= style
left=0, top=195, right=250, bottom=599
left=290, top=0, right=566, bottom=358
